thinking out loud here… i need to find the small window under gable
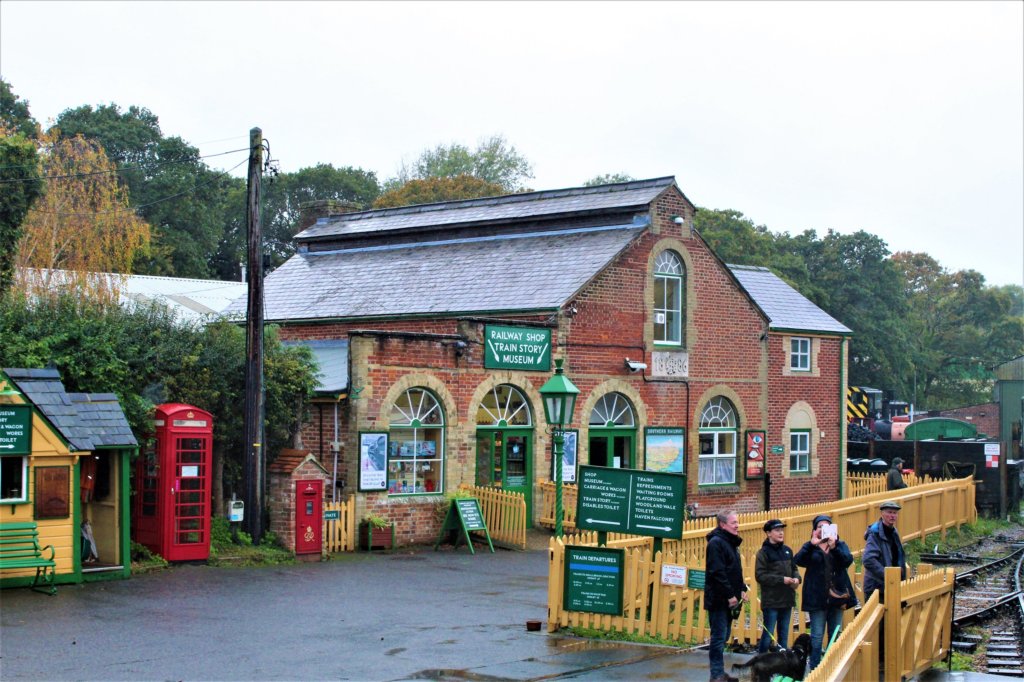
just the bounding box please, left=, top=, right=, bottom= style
left=790, top=337, right=811, bottom=372
left=653, top=250, right=684, bottom=345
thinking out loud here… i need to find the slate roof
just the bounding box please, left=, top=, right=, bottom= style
left=238, top=222, right=647, bottom=322
left=728, top=265, right=851, bottom=335
left=3, top=368, right=137, bottom=450
left=281, top=340, right=349, bottom=394
left=295, top=177, right=676, bottom=242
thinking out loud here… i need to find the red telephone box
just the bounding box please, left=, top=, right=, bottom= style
left=295, top=480, right=323, bottom=555
left=133, top=404, right=213, bottom=561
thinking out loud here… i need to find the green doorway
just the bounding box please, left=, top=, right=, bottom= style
left=475, top=385, right=534, bottom=522
left=587, top=392, right=637, bottom=468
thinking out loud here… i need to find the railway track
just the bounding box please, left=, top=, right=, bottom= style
left=950, top=543, right=1024, bottom=677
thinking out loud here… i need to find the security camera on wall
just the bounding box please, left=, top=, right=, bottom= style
left=624, top=358, right=647, bottom=373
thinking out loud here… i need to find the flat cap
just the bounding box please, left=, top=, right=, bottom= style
left=763, top=519, right=786, bottom=532
left=880, top=500, right=902, bottom=511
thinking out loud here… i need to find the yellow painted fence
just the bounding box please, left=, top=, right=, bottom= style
left=457, top=484, right=527, bottom=550
left=323, top=497, right=357, bottom=553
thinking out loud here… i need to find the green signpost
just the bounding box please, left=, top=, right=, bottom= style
left=575, top=465, right=685, bottom=538
left=483, top=325, right=551, bottom=371
left=434, top=498, right=494, bottom=554
left=687, top=568, right=706, bottom=590
left=0, top=404, right=31, bottom=455
left=564, top=546, right=625, bottom=614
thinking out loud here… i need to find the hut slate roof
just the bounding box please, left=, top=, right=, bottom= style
left=3, top=368, right=137, bottom=450
left=728, top=265, right=851, bottom=334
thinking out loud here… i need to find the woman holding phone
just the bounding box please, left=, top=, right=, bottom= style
left=795, top=514, right=856, bottom=670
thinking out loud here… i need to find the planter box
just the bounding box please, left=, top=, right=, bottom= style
left=359, top=522, right=394, bottom=551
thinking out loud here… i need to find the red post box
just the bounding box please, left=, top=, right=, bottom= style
left=294, top=479, right=323, bottom=555
left=133, top=404, right=213, bottom=562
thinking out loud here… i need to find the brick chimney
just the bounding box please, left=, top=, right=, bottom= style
left=297, top=200, right=362, bottom=233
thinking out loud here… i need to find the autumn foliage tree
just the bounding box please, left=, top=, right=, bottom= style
left=14, top=132, right=150, bottom=299
left=373, top=174, right=505, bottom=208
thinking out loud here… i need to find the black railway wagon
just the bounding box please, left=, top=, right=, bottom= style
left=847, top=439, right=1020, bottom=516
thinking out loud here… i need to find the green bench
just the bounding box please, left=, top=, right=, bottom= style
left=0, top=522, right=57, bottom=595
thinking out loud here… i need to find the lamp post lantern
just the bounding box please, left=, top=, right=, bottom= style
left=539, top=358, right=579, bottom=538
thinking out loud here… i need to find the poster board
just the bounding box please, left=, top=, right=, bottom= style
left=575, top=465, right=685, bottom=539
left=358, top=432, right=388, bottom=491
left=745, top=430, right=766, bottom=480
left=434, top=498, right=494, bottom=554
left=553, top=429, right=578, bottom=483
left=644, top=427, right=685, bottom=473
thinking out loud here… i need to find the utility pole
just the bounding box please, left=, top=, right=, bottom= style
left=242, top=127, right=265, bottom=543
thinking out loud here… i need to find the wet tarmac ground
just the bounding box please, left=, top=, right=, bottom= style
left=0, top=538, right=1005, bottom=681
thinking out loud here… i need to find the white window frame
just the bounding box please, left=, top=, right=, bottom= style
left=0, top=456, right=28, bottom=502
left=653, top=250, right=684, bottom=345
left=790, top=430, right=810, bottom=473
left=388, top=388, right=444, bottom=495
left=790, top=337, right=811, bottom=371
left=698, top=397, right=737, bottom=485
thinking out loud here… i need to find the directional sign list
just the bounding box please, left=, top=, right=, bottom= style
left=0, top=405, right=31, bottom=455
left=576, top=465, right=684, bottom=539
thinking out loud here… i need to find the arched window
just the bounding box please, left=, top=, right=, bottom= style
left=654, top=250, right=684, bottom=345
left=388, top=388, right=444, bottom=494
left=476, top=385, right=532, bottom=427
left=588, top=392, right=636, bottom=468
left=698, top=397, right=737, bottom=485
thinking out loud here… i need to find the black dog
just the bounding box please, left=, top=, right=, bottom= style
left=731, top=632, right=812, bottom=682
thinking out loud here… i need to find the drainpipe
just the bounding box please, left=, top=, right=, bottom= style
left=332, top=401, right=340, bottom=503
left=839, top=337, right=848, bottom=499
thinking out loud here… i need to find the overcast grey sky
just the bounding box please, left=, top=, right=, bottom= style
left=2, top=1, right=1021, bottom=287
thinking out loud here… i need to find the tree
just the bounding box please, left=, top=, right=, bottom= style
left=14, top=132, right=150, bottom=294
left=0, top=79, right=39, bottom=139
left=54, top=104, right=241, bottom=278
left=373, top=174, right=505, bottom=208
left=260, top=164, right=380, bottom=268
left=584, top=173, right=635, bottom=186
left=388, top=134, right=533, bottom=193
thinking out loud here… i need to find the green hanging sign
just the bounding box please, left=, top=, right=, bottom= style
left=0, top=405, right=31, bottom=455
left=483, top=325, right=551, bottom=371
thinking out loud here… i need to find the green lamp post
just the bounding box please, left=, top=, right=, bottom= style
left=539, top=358, right=580, bottom=538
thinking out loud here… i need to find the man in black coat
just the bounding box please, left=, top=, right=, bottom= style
left=705, top=510, right=747, bottom=682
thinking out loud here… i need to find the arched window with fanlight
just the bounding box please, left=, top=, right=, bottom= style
left=474, top=384, right=535, bottom=517
left=388, top=388, right=444, bottom=495
left=588, top=392, right=636, bottom=469
left=698, top=397, right=737, bottom=485
left=654, top=250, right=685, bottom=345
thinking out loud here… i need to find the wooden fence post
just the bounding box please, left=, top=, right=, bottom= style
left=884, top=566, right=902, bottom=681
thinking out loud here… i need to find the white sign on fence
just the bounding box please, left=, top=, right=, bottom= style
left=661, top=563, right=687, bottom=586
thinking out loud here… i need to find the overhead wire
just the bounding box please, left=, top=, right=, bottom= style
left=28, top=157, right=249, bottom=218
left=0, top=146, right=250, bottom=181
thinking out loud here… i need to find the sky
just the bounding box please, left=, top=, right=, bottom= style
left=2, top=1, right=1022, bottom=287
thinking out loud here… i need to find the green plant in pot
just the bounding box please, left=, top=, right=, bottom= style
left=360, top=512, right=393, bottom=550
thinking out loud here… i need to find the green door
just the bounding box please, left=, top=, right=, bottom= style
left=588, top=429, right=635, bottom=469
left=476, top=429, right=533, bottom=522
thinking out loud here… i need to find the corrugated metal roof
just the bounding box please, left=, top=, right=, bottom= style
left=233, top=223, right=646, bottom=322
left=281, top=340, right=349, bottom=394
left=295, top=177, right=675, bottom=241
left=3, top=368, right=137, bottom=450
left=728, top=265, right=851, bottom=334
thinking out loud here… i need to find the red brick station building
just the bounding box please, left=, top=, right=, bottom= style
left=245, top=177, right=851, bottom=546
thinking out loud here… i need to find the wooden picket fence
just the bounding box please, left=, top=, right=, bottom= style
left=323, top=496, right=357, bottom=553
left=457, top=484, right=527, bottom=550
left=847, top=471, right=930, bottom=497
left=537, top=480, right=578, bottom=530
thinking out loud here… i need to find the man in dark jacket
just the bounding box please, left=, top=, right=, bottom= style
left=795, top=513, right=855, bottom=670
left=754, top=519, right=800, bottom=653
left=886, top=458, right=907, bottom=490
left=863, top=500, right=906, bottom=602
left=705, top=510, right=747, bottom=682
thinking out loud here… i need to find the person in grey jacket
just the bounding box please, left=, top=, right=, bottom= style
left=754, top=519, right=800, bottom=653
left=862, top=500, right=907, bottom=603
left=886, top=458, right=907, bottom=490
